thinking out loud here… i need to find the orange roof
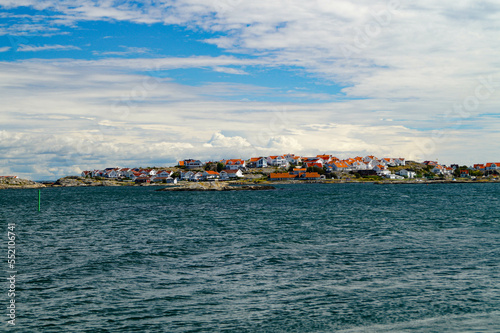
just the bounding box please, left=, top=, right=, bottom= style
left=226, top=159, right=245, bottom=164
left=205, top=171, right=219, bottom=175
left=304, top=172, right=321, bottom=178
left=178, top=161, right=185, bottom=166
left=333, top=161, right=349, bottom=168
left=269, top=173, right=296, bottom=179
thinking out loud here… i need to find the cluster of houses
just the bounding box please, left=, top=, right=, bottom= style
left=80, top=166, right=245, bottom=183
left=473, top=163, right=500, bottom=172
left=79, top=155, right=500, bottom=184
left=423, top=161, right=500, bottom=177
left=181, top=155, right=406, bottom=171
left=81, top=168, right=178, bottom=184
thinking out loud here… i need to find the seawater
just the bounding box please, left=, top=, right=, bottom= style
left=1, top=183, right=499, bottom=332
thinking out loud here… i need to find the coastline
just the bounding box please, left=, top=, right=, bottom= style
left=1, top=176, right=498, bottom=190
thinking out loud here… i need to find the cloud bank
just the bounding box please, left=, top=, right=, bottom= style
left=0, top=0, right=499, bottom=179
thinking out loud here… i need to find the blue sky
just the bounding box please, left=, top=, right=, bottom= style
left=1, top=0, right=499, bottom=179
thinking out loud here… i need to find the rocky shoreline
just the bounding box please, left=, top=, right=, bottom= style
left=0, top=178, right=46, bottom=189
left=0, top=176, right=498, bottom=190
left=155, top=182, right=275, bottom=191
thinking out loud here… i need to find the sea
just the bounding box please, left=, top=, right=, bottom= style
left=1, top=183, right=499, bottom=332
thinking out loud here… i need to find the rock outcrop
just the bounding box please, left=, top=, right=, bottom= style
left=0, top=177, right=45, bottom=189
left=156, top=181, right=275, bottom=191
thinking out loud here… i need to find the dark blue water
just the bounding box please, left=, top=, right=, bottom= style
left=1, top=183, right=499, bottom=332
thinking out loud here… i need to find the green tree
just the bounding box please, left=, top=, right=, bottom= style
left=307, top=166, right=325, bottom=175
left=217, top=162, right=224, bottom=172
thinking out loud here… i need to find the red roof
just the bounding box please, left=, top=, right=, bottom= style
left=269, top=173, right=296, bottom=179
left=304, top=172, right=321, bottom=178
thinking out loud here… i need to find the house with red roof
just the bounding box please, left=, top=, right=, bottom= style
left=156, top=170, right=173, bottom=178
left=220, top=169, right=244, bottom=180
left=248, top=157, right=268, bottom=168
left=81, top=171, right=91, bottom=177
left=473, top=164, right=485, bottom=171
left=223, top=159, right=246, bottom=170
left=485, top=163, right=500, bottom=171
left=363, top=155, right=378, bottom=163
left=302, top=157, right=324, bottom=168
left=300, top=172, right=322, bottom=180
left=327, top=160, right=349, bottom=172
left=267, top=155, right=289, bottom=168
left=180, top=159, right=203, bottom=169
left=202, top=170, right=220, bottom=180
left=283, top=154, right=302, bottom=165
left=394, top=158, right=406, bottom=166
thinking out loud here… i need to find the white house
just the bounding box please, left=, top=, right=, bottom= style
left=381, top=158, right=395, bottom=167
left=129, top=172, right=143, bottom=180
left=385, top=173, right=404, bottom=179
left=119, top=168, right=134, bottom=178
left=220, top=169, right=244, bottom=180
left=181, top=171, right=194, bottom=180
left=92, top=170, right=104, bottom=177
left=377, top=170, right=392, bottom=177
left=397, top=169, right=416, bottom=178
left=156, top=170, right=173, bottom=178
left=224, top=159, right=246, bottom=170
left=140, top=169, right=157, bottom=176
left=202, top=170, right=220, bottom=180
left=284, top=154, right=302, bottom=165
left=485, top=163, right=500, bottom=171
left=152, top=176, right=178, bottom=184
left=186, top=160, right=203, bottom=169
left=267, top=155, right=289, bottom=168
left=105, top=170, right=118, bottom=178
left=373, top=164, right=388, bottom=174
left=248, top=157, right=268, bottom=168
left=394, top=158, right=406, bottom=166
left=363, top=155, right=378, bottom=163
left=329, top=161, right=349, bottom=172
left=190, top=172, right=204, bottom=181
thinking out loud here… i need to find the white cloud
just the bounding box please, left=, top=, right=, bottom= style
left=0, top=46, right=10, bottom=52
left=212, top=66, right=248, bottom=75
left=17, top=44, right=81, bottom=51
left=93, top=46, right=151, bottom=56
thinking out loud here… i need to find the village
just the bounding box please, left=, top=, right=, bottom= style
left=78, top=154, right=500, bottom=184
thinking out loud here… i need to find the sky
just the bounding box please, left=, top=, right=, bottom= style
left=0, top=0, right=499, bottom=180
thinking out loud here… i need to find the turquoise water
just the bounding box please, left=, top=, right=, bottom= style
left=1, top=183, right=499, bottom=332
